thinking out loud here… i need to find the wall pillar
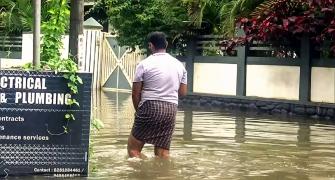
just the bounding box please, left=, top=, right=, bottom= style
left=299, top=36, right=311, bottom=102
left=186, top=38, right=197, bottom=94
left=183, top=111, right=193, bottom=141
left=236, top=45, right=247, bottom=96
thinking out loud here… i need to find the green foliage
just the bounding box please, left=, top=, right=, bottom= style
left=40, top=0, right=83, bottom=101
left=91, top=118, right=104, bottom=131
left=106, top=0, right=188, bottom=48
left=39, top=0, right=83, bottom=135
left=0, top=0, right=33, bottom=34
left=65, top=113, right=76, bottom=121
left=225, top=0, right=335, bottom=57
left=41, top=0, right=70, bottom=65
left=0, top=0, right=53, bottom=34
left=104, top=0, right=267, bottom=51
left=66, top=97, right=80, bottom=107
left=181, top=0, right=266, bottom=37
left=89, top=117, right=104, bottom=173
left=218, top=0, right=266, bottom=37
left=85, top=0, right=109, bottom=30
left=181, top=0, right=220, bottom=29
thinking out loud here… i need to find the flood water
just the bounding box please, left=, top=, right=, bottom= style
left=89, top=91, right=335, bottom=180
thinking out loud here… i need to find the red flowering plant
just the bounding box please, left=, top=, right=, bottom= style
left=224, top=0, right=335, bottom=57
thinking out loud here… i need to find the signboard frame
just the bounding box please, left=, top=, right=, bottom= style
left=0, top=70, right=92, bottom=177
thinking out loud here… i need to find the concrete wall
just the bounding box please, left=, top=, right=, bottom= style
left=180, top=94, right=335, bottom=119
left=192, top=63, right=335, bottom=103
left=311, top=67, right=335, bottom=103
left=246, top=65, right=300, bottom=100
left=0, top=33, right=69, bottom=69
left=193, top=63, right=237, bottom=95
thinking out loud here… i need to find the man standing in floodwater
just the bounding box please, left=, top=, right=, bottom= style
left=127, top=31, right=187, bottom=159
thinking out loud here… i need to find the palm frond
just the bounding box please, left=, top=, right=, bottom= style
left=0, top=0, right=16, bottom=8
left=251, top=0, right=307, bottom=18
left=183, top=0, right=218, bottom=28
left=250, top=0, right=278, bottom=18
left=16, top=0, right=33, bottom=30
left=219, top=0, right=267, bottom=37
left=0, top=0, right=34, bottom=34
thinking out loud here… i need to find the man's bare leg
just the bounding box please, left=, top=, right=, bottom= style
left=154, top=147, right=170, bottom=159
left=127, top=134, right=145, bottom=158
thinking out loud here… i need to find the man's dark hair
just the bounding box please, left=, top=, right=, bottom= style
left=147, top=31, right=167, bottom=49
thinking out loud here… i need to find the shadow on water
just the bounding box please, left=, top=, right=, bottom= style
left=89, top=91, right=335, bottom=180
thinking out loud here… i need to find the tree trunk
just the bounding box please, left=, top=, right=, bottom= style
left=69, top=0, right=84, bottom=63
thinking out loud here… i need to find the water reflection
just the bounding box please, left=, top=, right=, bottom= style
left=183, top=111, right=193, bottom=141
left=90, top=91, right=335, bottom=180
left=235, top=117, right=246, bottom=143
left=297, top=121, right=311, bottom=147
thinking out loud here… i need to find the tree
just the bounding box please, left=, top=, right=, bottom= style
left=225, top=0, right=335, bottom=56
left=69, top=0, right=84, bottom=62
left=84, top=0, right=109, bottom=32
left=182, top=0, right=266, bottom=37
left=0, top=0, right=34, bottom=34
left=0, top=0, right=52, bottom=34
left=104, top=0, right=268, bottom=50
left=106, top=0, right=188, bottom=49
left=41, top=0, right=70, bottom=64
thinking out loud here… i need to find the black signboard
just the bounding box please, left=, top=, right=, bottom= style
left=0, top=70, right=92, bottom=177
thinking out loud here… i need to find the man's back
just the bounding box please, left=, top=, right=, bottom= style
left=134, top=52, right=187, bottom=105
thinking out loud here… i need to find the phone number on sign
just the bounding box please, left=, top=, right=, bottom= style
left=54, top=173, right=81, bottom=178
left=53, top=168, right=82, bottom=173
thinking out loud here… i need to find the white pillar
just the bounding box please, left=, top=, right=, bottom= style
left=33, top=0, right=41, bottom=67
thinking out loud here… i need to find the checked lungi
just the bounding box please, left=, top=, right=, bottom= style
left=131, top=100, right=178, bottom=150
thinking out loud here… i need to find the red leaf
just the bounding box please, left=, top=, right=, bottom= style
left=296, top=17, right=306, bottom=24
left=246, top=36, right=253, bottom=42
left=321, top=8, right=333, bottom=12
left=314, top=0, right=322, bottom=6
left=288, top=16, right=297, bottom=22
left=328, top=28, right=335, bottom=33
left=315, top=36, right=321, bottom=43
left=283, top=19, right=289, bottom=30
left=330, top=45, right=335, bottom=54
left=240, top=18, right=249, bottom=23
left=293, top=26, right=304, bottom=34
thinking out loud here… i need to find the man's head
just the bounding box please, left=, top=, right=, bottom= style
left=147, top=31, right=168, bottom=53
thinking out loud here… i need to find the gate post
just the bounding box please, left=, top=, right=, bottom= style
left=82, top=17, right=103, bottom=90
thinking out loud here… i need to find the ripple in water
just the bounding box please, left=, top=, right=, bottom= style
left=89, top=91, right=335, bottom=180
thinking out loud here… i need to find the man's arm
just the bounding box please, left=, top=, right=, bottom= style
left=132, top=82, right=143, bottom=110
left=178, top=83, right=187, bottom=97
